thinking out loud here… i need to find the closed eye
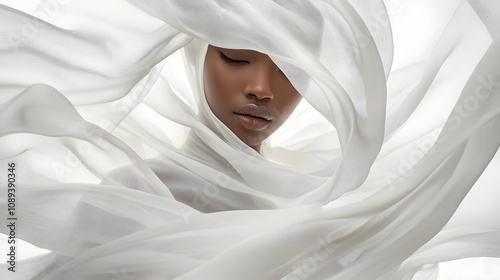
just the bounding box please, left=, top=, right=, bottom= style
left=219, top=51, right=249, bottom=65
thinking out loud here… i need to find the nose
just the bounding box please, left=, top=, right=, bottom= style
left=244, top=65, right=274, bottom=102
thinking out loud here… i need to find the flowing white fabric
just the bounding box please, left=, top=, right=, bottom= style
left=0, top=0, right=499, bottom=279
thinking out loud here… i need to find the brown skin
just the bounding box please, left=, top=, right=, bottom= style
left=203, top=45, right=302, bottom=152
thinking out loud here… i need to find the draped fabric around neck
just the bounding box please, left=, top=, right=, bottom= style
left=0, top=0, right=499, bottom=279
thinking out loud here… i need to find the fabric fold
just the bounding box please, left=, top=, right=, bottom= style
left=1, top=0, right=499, bottom=279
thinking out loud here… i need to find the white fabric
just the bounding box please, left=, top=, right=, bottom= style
left=0, top=0, right=499, bottom=279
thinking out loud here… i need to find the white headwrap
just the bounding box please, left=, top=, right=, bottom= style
left=1, top=0, right=499, bottom=279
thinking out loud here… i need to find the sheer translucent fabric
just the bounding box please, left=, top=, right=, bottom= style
left=0, top=0, right=499, bottom=279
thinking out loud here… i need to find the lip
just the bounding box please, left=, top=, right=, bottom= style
left=234, top=104, right=272, bottom=131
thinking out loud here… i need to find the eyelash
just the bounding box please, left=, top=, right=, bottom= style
left=219, top=51, right=288, bottom=78
left=219, top=51, right=249, bottom=65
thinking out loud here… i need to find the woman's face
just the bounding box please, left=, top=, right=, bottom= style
left=204, top=45, right=302, bottom=152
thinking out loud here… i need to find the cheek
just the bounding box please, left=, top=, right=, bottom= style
left=204, top=64, right=247, bottom=122
left=204, top=63, right=231, bottom=115
left=287, top=94, right=302, bottom=113
left=276, top=93, right=302, bottom=125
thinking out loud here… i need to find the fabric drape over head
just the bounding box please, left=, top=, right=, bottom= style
left=1, top=0, right=499, bottom=279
